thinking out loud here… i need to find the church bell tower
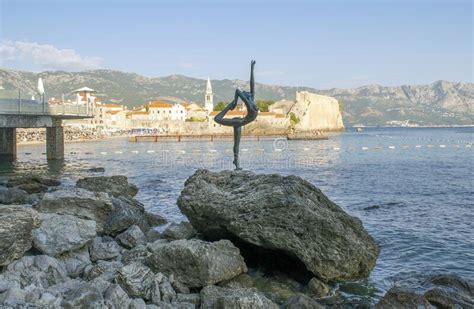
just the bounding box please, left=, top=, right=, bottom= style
left=205, top=77, right=214, bottom=114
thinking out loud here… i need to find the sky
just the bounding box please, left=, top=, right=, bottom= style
left=0, top=0, right=472, bottom=89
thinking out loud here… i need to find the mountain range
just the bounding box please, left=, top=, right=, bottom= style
left=0, top=69, right=472, bottom=126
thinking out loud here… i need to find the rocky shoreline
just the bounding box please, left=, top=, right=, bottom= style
left=0, top=170, right=472, bottom=308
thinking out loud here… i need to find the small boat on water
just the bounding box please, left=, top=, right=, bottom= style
left=356, top=127, right=364, bottom=132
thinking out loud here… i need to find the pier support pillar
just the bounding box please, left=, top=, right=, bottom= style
left=46, top=121, right=64, bottom=160
left=0, top=128, right=17, bottom=160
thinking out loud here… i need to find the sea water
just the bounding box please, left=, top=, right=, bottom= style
left=1, top=127, right=473, bottom=302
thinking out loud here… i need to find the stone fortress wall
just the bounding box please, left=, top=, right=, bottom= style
left=290, top=91, right=344, bottom=132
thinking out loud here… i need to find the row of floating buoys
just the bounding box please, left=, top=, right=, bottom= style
left=20, top=143, right=472, bottom=157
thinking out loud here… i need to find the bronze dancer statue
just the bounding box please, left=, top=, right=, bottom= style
left=214, top=60, right=258, bottom=170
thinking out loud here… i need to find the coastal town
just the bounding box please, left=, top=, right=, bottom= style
left=57, top=78, right=343, bottom=134
left=13, top=78, right=344, bottom=143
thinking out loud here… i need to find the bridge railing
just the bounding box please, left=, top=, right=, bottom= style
left=0, top=99, right=93, bottom=117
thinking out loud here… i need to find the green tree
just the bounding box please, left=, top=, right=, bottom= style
left=290, top=112, right=300, bottom=125
left=256, top=99, right=275, bottom=112
left=213, top=101, right=227, bottom=111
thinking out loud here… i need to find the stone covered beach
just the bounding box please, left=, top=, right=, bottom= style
left=0, top=171, right=472, bottom=308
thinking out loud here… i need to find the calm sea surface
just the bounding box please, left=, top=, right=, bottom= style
left=1, top=127, right=473, bottom=301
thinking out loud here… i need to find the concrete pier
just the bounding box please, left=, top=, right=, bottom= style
left=0, top=128, right=17, bottom=159
left=0, top=99, right=92, bottom=161
left=46, top=121, right=64, bottom=160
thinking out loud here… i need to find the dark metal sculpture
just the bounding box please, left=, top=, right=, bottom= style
left=214, top=60, right=258, bottom=170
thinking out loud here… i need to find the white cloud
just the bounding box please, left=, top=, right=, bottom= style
left=0, top=40, right=102, bottom=71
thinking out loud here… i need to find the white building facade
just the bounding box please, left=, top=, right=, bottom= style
left=205, top=78, right=214, bottom=114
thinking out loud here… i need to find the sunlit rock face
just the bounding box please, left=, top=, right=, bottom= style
left=178, top=169, right=379, bottom=282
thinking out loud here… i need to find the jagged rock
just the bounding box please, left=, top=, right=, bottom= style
left=34, top=188, right=113, bottom=233
left=148, top=302, right=173, bottom=309
left=169, top=275, right=190, bottom=294
left=89, top=236, right=121, bottom=262
left=178, top=169, right=379, bottom=281
left=88, top=167, right=105, bottom=173
left=308, top=277, right=330, bottom=298
left=170, top=302, right=195, bottom=309
left=76, top=175, right=139, bottom=198
left=219, top=274, right=254, bottom=289
left=58, top=246, right=92, bottom=278
left=15, top=182, right=48, bottom=194
left=145, top=211, right=168, bottom=227
left=83, top=260, right=123, bottom=282
left=60, top=280, right=106, bottom=308
left=176, top=293, right=201, bottom=306
left=23, top=284, right=43, bottom=304
left=150, top=276, right=162, bottom=305
left=146, top=228, right=162, bottom=242
left=0, top=272, right=22, bottom=293
left=376, top=274, right=474, bottom=309
left=33, top=213, right=96, bottom=257
left=0, top=287, right=27, bottom=307
left=6, top=255, right=69, bottom=289
left=242, top=271, right=304, bottom=305
left=200, top=285, right=279, bottom=309
left=147, top=239, right=169, bottom=252
left=116, top=225, right=146, bottom=249
left=89, top=277, right=113, bottom=296
left=6, top=175, right=60, bottom=187
left=161, top=221, right=196, bottom=240
left=160, top=281, right=177, bottom=303
left=36, top=292, right=62, bottom=307
left=122, top=244, right=150, bottom=265
left=117, top=262, right=154, bottom=299
left=130, top=298, right=147, bottom=309
left=104, top=283, right=131, bottom=308
left=283, top=295, right=325, bottom=309
left=104, top=196, right=151, bottom=236
left=147, top=239, right=247, bottom=288
left=0, top=206, right=40, bottom=266
left=0, top=188, right=31, bottom=204
left=376, top=287, right=430, bottom=308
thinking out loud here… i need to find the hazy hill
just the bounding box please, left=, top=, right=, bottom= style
left=1, top=68, right=472, bottom=126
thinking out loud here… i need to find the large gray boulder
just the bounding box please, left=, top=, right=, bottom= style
left=376, top=274, right=474, bottom=309
left=34, top=188, right=113, bottom=233
left=76, top=175, right=139, bottom=198
left=0, top=206, right=40, bottom=266
left=33, top=213, right=97, bottom=257
left=147, top=239, right=247, bottom=288
left=178, top=169, right=379, bottom=281
left=104, top=196, right=166, bottom=236
left=200, top=285, right=279, bottom=309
